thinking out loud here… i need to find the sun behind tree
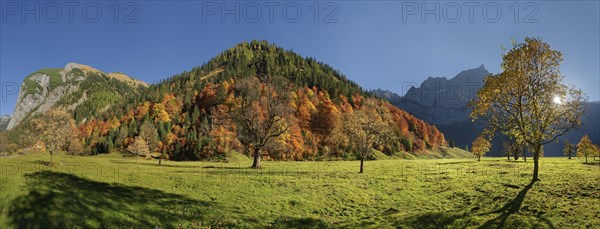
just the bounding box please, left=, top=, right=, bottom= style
left=471, top=37, right=588, bottom=181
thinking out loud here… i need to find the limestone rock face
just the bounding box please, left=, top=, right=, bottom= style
left=5, top=63, right=147, bottom=130
left=0, top=115, right=11, bottom=131
left=397, top=65, right=489, bottom=125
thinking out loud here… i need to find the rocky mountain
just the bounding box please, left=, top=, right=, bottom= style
left=6, top=63, right=147, bottom=130
left=374, top=66, right=600, bottom=157
left=394, top=65, right=489, bottom=125
left=0, top=115, right=11, bottom=131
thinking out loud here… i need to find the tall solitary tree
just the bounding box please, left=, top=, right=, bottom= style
left=128, top=137, right=150, bottom=157
left=30, top=108, right=78, bottom=163
left=563, top=140, right=575, bottom=160
left=472, top=135, right=491, bottom=161
left=232, top=76, right=292, bottom=168
left=471, top=37, right=587, bottom=181
left=343, top=99, right=393, bottom=173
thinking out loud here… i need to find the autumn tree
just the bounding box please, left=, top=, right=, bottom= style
left=472, top=135, right=491, bottom=161
left=310, top=101, right=340, bottom=136
left=577, top=135, right=596, bottom=163
left=29, top=108, right=78, bottom=163
left=471, top=37, right=587, bottom=181
left=343, top=99, right=393, bottom=173
left=503, top=139, right=524, bottom=161
left=231, top=76, right=292, bottom=168
left=128, top=137, right=150, bottom=157
left=66, top=137, right=84, bottom=155
left=563, top=140, right=575, bottom=160
left=152, top=103, right=171, bottom=123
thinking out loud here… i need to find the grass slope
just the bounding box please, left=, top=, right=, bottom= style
left=0, top=153, right=598, bottom=228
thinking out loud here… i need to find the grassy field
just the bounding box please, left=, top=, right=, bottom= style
left=0, top=152, right=598, bottom=228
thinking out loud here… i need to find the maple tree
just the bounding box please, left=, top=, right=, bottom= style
left=29, top=108, right=78, bottom=163
left=231, top=76, right=292, bottom=168
left=343, top=98, right=394, bottom=173
left=471, top=37, right=587, bottom=181
left=577, top=135, right=597, bottom=163
left=472, top=135, right=491, bottom=161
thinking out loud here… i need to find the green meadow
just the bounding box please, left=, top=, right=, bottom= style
left=0, top=152, right=598, bottom=228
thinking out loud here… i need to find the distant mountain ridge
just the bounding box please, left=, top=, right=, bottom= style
left=396, top=65, right=489, bottom=125
left=374, top=66, right=600, bottom=156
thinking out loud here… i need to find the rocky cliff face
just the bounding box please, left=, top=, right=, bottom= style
left=0, top=115, right=11, bottom=131
left=6, top=63, right=147, bottom=130
left=396, top=65, right=489, bottom=125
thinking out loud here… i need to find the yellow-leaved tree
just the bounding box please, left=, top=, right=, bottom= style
left=577, top=135, right=598, bottom=163
left=472, top=135, right=491, bottom=161
left=343, top=99, right=393, bottom=173
left=29, top=108, right=79, bottom=163
left=471, top=37, right=587, bottom=181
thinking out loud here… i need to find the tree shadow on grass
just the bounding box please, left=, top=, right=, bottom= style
left=394, top=212, right=475, bottom=229
left=269, top=216, right=330, bottom=228
left=7, top=171, right=220, bottom=228
left=477, top=180, right=537, bottom=229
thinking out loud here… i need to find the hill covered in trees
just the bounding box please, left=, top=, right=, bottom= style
left=3, top=41, right=451, bottom=161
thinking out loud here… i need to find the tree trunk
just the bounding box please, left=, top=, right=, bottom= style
left=568, top=154, right=571, bottom=160
left=507, top=154, right=510, bottom=160
left=252, top=148, right=261, bottom=169
left=533, top=145, right=541, bottom=181
left=359, top=158, right=364, bottom=173
left=478, top=155, right=481, bottom=161
left=585, top=155, right=588, bottom=163
left=523, top=154, right=527, bottom=162
left=159, top=159, right=162, bottom=166
left=50, top=151, right=53, bottom=163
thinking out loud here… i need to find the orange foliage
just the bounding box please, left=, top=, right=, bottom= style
left=135, top=102, right=151, bottom=119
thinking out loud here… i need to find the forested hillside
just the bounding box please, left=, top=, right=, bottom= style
left=4, top=41, right=448, bottom=161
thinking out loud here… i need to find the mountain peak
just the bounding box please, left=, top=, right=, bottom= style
left=64, top=62, right=148, bottom=87
left=64, top=62, right=101, bottom=74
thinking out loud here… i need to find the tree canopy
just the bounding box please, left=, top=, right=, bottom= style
left=471, top=37, right=587, bottom=180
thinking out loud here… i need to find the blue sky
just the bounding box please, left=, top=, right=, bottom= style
left=1, top=1, right=599, bottom=115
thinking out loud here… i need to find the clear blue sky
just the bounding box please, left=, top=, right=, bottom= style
left=1, top=1, right=599, bottom=115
